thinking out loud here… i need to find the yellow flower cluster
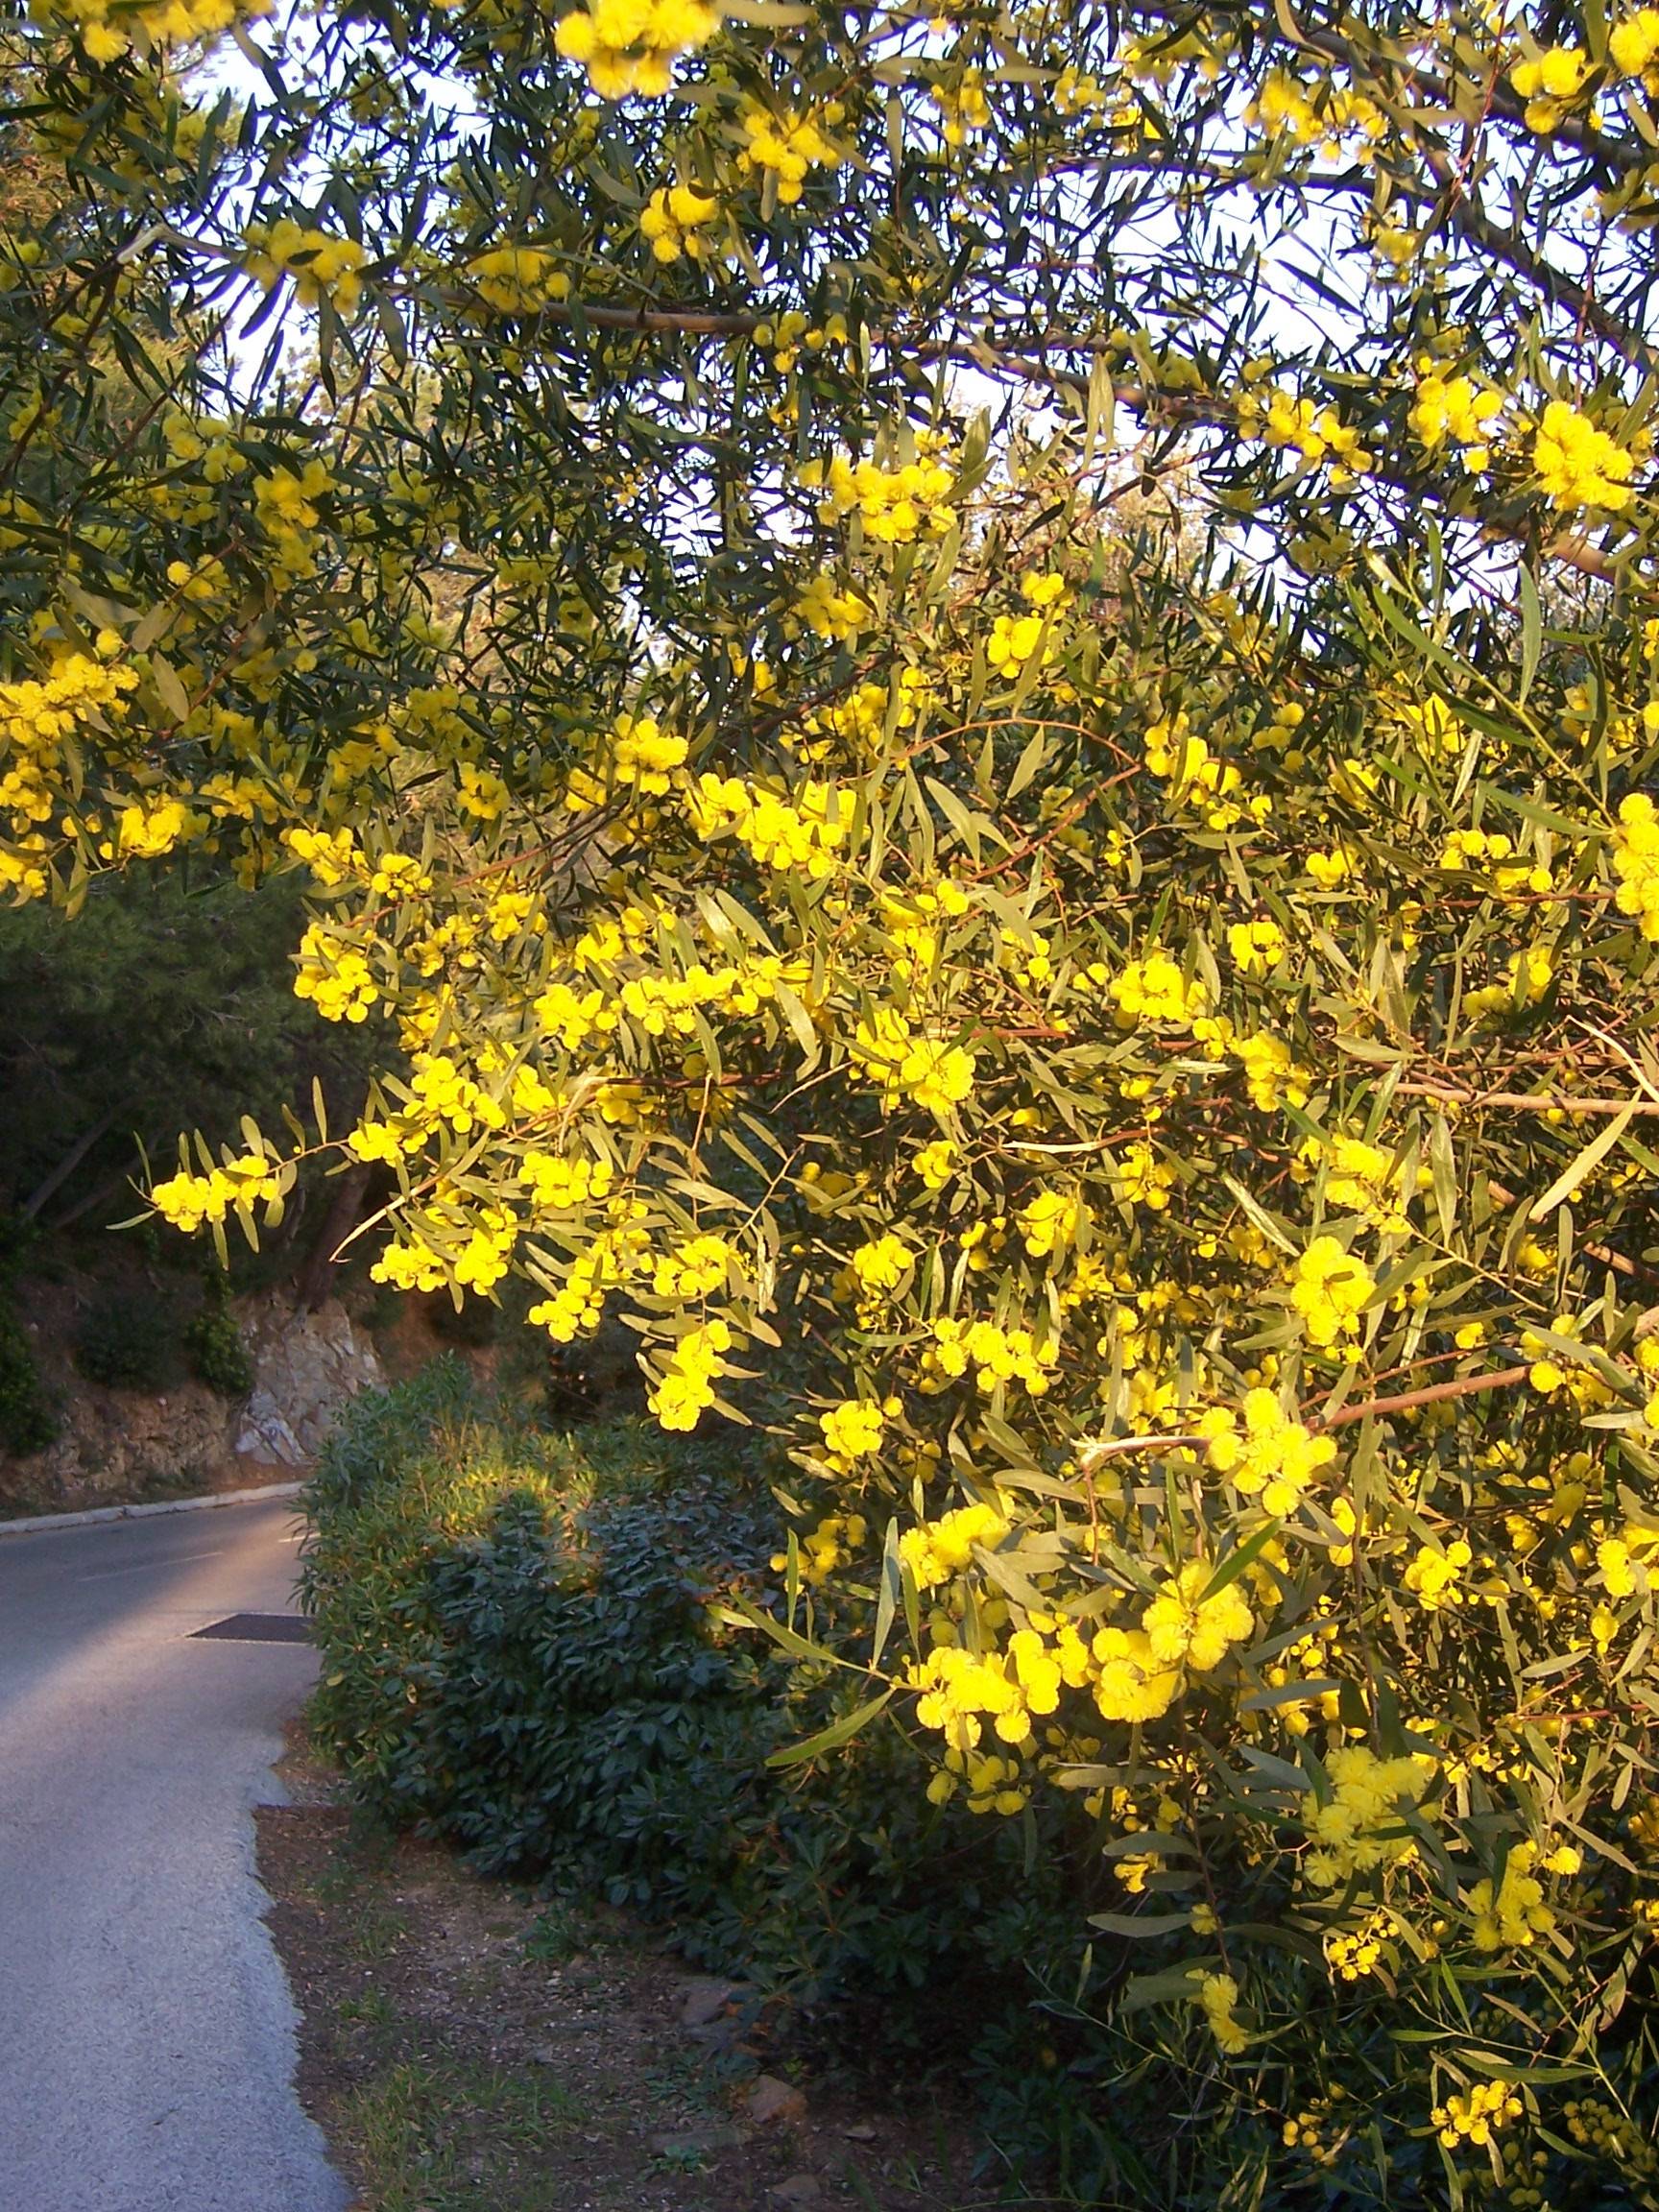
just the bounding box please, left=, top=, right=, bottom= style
left=1409, top=366, right=1503, bottom=471
left=526, top=1210, right=651, bottom=1340
left=794, top=575, right=869, bottom=642
left=1612, top=9, right=1659, bottom=92
left=908, top=1629, right=1086, bottom=1752
left=1465, top=946, right=1554, bottom=1024
left=737, top=107, right=842, bottom=203
left=1089, top=1624, right=1186, bottom=1720
left=914, top=1139, right=955, bottom=1190
left=653, top=1234, right=736, bottom=1297
left=1142, top=1562, right=1254, bottom=1672
left=1109, top=953, right=1207, bottom=1026
left=1194, top=1970, right=1248, bottom=2056
left=1244, top=387, right=1370, bottom=483
left=1227, top=918, right=1286, bottom=974
left=109, top=797, right=203, bottom=860
left=850, top=1007, right=976, bottom=1115
left=930, top=70, right=992, bottom=145
left=1019, top=1190, right=1083, bottom=1256
left=517, top=1151, right=613, bottom=1211
left=293, top=922, right=379, bottom=1022
left=1290, top=1237, right=1375, bottom=1351
left=926, top=1745, right=1030, bottom=1815
left=1613, top=793, right=1659, bottom=938
left=1193, top=1015, right=1310, bottom=1111
left=567, top=714, right=688, bottom=810
left=253, top=459, right=333, bottom=587
left=286, top=826, right=357, bottom=886
left=244, top=223, right=365, bottom=313
left=1533, top=398, right=1635, bottom=511
left=898, top=1500, right=1010, bottom=1589
left=1469, top=1839, right=1567, bottom=1949
left=1245, top=71, right=1384, bottom=159
left=838, top=1234, right=911, bottom=1325
left=0, top=652, right=136, bottom=836
left=1564, top=2100, right=1659, bottom=2176
left=1114, top=1140, right=1175, bottom=1212
left=1599, top=1523, right=1659, bottom=1596
left=1144, top=714, right=1246, bottom=822
left=1324, top=1907, right=1393, bottom=1981
left=922, top=1314, right=1055, bottom=1394
left=370, top=1240, right=448, bottom=1293
left=1510, top=44, right=1589, bottom=132
left=638, top=182, right=719, bottom=262
left=1301, top=1745, right=1434, bottom=1887
left=553, top=0, right=720, bottom=98
left=818, top=1397, right=885, bottom=1467
left=151, top=1154, right=280, bottom=1233
left=1404, top=1538, right=1472, bottom=1610
left=687, top=771, right=850, bottom=878
left=646, top=1318, right=733, bottom=1430
left=35, top=0, right=264, bottom=63
left=466, top=247, right=572, bottom=311
left=1439, top=825, right=1553, bottom=899
left=802, top=449, right=955, bottom=544
left=772, top=1512, right=866, bottom=1586
left=1200, top=1388, right=1336, bottom=1514
left=1306, top=1135, right=1410, bottom=1233
left=1237, top=1030, right=1309, bottom=1111
left=409, top=1053, right=506, bottom=1135
left=1433, top=2081, right=1523, bottom=2149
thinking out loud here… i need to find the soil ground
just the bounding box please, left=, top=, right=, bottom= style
left=258, top=1727, right=1025, bottom=2212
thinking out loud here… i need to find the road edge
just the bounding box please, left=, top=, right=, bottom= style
left=0, top=1479, right=306, bottom=1539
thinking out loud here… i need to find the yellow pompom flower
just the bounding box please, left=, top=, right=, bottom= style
left=1290, top=1237, right=1375, bottom=1349
left=554, top=0, right=721, bottom=99
left=1532, top=398, right=1635, bottom=511
left=1140, top=1561, right=1254, bottom=1674
left=1201, top=1387, right=1336, bottom=1513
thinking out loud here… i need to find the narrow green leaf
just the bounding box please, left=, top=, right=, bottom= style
left=766, top=1687, right=894, bottom=1768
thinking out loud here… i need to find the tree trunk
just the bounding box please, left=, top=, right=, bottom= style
left=292, top=1164, right=372, bottom=1311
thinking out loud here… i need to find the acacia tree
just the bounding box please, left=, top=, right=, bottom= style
left=11, top=0, right=1659, bottom=2194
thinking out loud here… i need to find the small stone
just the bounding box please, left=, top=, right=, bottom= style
left=842, top=2123, right=877, bottom=2141
left=685, top=2017, right=743, bottom=2050
left=771, top=2177, right=823, bottom=2206
left=528, top=2047, right=561, bottom=2065
left=649, top=2126, right=741, bottom=2155
left=680, top=1976, right=738, bottom=2027
left=747, top=2075, right=808, bottom=2127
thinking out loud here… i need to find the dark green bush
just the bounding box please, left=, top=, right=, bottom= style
left=183, top=1268, right=252, bottom=1396
left=74, top=1288, right=174, bottom=1389
left=0, top=1306, right=54, bottom=1455
left=301, top=1365, right=1096, bottom=2017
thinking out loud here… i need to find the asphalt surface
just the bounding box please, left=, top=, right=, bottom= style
left=0, top=1496, right=350, bottom=2212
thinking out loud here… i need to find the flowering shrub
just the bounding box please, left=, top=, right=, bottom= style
left=10, top=0, right=1659, bottom=2194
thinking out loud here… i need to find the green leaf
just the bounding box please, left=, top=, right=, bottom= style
left=766, top=1687, right=894, bottom=1768
left=1118, top=1961, right=1220, bottom=2013
left=1088, top=1910, right=1196, bottom=1937
left=1198, top=1519, right=1282, bottom=1605
left=871, top=1518, right=901, bottom=1671
left=1518, top=565, right=1542, bottom=706
left=1099, top=1830, right=1199, bottom=1860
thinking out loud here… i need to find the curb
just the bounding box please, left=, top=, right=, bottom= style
left=0, top=1479, right=307, bottom=1539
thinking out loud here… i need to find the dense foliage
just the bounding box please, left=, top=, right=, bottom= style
left=9, top=0, right=1659, bottom=2196
left=302, top=1368, right=1096, bottom=2095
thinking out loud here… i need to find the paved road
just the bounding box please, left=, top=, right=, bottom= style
left=0, top=1497, right=350, bottom=2212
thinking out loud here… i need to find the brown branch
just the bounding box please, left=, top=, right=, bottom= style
left=1077, top=1365, right=1533, bottom=1467
left=1316, top=1365, right=1531, bottom=1430
left=1396, top=1082, right=1659, bottom=1114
